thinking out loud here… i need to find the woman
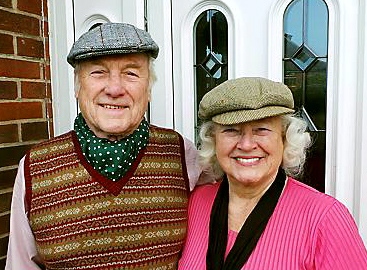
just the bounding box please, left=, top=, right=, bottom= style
left=178, top=77, right=367, bottom=269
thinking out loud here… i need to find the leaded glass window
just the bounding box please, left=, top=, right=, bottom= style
left=283, top=0, right=328, bottom=192
left=194, top=9, right=228, bottom=140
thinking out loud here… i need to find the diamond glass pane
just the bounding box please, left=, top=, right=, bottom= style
left=292, top=45, right=316, bottom=71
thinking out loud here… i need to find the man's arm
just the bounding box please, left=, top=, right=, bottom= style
left=5, top=157, right=43, bottom=270
left=183, top=137, right=215, bottom=191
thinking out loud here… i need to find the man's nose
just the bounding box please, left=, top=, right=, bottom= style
left=104, top=74, right=126, bottom=97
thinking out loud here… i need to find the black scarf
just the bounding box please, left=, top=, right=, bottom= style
left=206, top=169, right=286, bottom=270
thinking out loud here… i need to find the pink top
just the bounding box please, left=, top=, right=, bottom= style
left=179, top=178, right=367, bottom=270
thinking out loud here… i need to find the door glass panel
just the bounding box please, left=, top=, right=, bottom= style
left=283, top=0, right=328, bottom=192
left=305, top=0, right=328, bottom=56
left=284, top=0, right=303, bottom=58
left=194, top=9, right=228, bottom=141
left=305, top=61, right=327, bottom=130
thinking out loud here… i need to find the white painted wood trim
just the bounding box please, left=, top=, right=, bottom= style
left=177, top=1, right=235, bottom=141
left=146, top=0, right=174, bottom=129
left=48, top=0, right=76, bottom=136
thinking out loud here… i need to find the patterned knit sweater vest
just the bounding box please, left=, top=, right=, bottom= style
left=24, top=126, right=190, bottom=270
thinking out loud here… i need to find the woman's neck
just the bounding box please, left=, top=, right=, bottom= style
left=227, top=179, right=275, bottom=232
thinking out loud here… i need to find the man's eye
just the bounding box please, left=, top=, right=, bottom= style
left=126, top=71, right=138, bottom=77
left=91, top=70, right=105, bottom=75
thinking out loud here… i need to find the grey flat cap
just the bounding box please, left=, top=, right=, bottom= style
left=67, top=22, right=159, bottom=67
left=199, top=77, right=295, bottom=125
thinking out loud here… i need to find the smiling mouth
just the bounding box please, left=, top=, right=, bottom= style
left=102, top=104, right=126, bottom=109
left=235, top=157, right=261, bottom=163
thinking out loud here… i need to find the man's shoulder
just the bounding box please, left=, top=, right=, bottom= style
left=149, top=124, right=178, bottom=134
left=27, top=130, right=75, bottom=156
left=149, top=124, right=182, bottom=141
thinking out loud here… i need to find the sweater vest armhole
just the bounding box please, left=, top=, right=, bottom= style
left=177, top=133, right=190, bottom=195
left=24, top=151, right=33, bottom=219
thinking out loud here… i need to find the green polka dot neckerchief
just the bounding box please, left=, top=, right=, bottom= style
left=74, top=113, right=149, bottom=181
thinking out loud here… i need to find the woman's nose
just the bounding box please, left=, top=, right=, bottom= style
left=236, top=133, right=256, bottom=150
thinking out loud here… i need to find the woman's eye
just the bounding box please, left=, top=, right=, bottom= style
left=222, top=128, right=240, bottom=134
left=254, top=127, right=271, bottom=134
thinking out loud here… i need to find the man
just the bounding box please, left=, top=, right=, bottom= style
left=6, top=22, right=204, bottom=269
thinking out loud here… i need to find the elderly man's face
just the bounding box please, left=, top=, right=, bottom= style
left=75, top=53, right=151, bottom=139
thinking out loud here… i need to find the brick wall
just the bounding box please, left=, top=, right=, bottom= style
left=0, top=0, right=52, bottom=267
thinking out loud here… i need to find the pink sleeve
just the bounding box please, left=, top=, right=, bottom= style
left=5, top=157, right=43, bottom=270
left=314, top=201, right=367, bottom=269
left=183, top=137, right=216, bottom=191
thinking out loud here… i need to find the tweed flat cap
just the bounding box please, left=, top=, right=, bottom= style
left=198, top=77, right=295, bottom=125
left=67, top=22, right=159, bottom=67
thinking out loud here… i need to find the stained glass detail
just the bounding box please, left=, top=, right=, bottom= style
left=292, top=45, right=316, bottom=71
left=283, top=0, right=328, bottom=192
left=194, top=9, right=228, bottom=141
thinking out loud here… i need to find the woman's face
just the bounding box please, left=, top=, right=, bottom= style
left=214, top=116, right=284, bottom=188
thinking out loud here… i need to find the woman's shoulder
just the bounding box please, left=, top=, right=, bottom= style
left=285, top=177, right=345, bottom=210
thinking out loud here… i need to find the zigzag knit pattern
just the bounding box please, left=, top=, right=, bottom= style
left=24, top=126, right=189, bottom=270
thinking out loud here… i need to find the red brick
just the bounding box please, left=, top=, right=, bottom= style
left=0, top=124, right=18, bottom=143
left=0, top=168, right=17, bottom=189
left=18, top=0, right=42, bottom=15
left=48, top=118, right=54, bottom=137
left=44, top=37, right=50, bottom=61
left=0, top=81, right=17, bottom=100
left=0, top=258, right=5, bottom=270
left=0, top=235, right=9, bottom=258
left=0, top=214, right=9, bottom=235
left=17, top=37, right=44, bottom=58
left=22, top=121, right=49, bottom=141
left=0, top=192, right=12, bottom=212
left=0, top=33, right=14, bottom=54
left=0, top=58, right=40, bottom=79
left=0, top=9, right=39, bottom=36
left=0, top=101, right=43, bottom=121
left=43, top=63, right=51, bottom=80
left=21, top=81, right=46, bottom=98
left=0, top=0, right=12, bottom=8
left=45, top=82, right=52, bottom=98
left=46, top=98, right=53, bottom=116
left=42, top=0, right=48, bottom=18
left=0, top=144, right=33, bottom=167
